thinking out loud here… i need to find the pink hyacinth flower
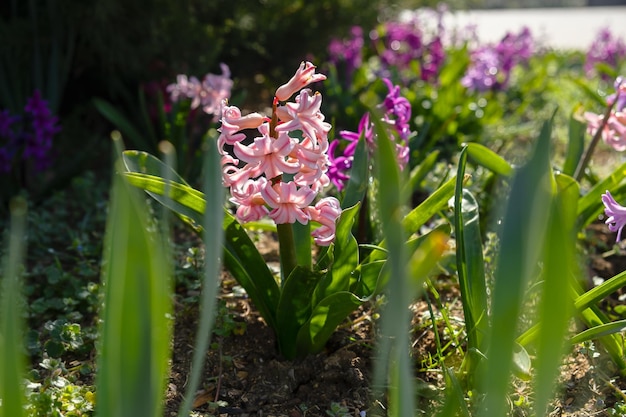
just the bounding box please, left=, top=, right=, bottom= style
left=230, top=177, right=270, bottom=223
left=234, top=124, right=300, bottom=180
left=275, top=61, right=327, bottom=102
left=307, top=197, right=342, bottom=246
left=261, top=181, right=317, bottom=225
left=219, top=103, right=268, bottom=148
left=602, top=190, right=626, bottom=242
left=275, top=89, right=331, bottom=148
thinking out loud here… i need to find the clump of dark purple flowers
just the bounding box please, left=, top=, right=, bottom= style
left=462, top=27, right=534, bottom=92
left=0, top=90, right=61, bottom=173
left=328, top=26, right=364, bottom=83
left=585, top=28, right=626, bottom=81
left=374, top=7, right=447, bottom=83
left=328, top=78, right=413, bottom=191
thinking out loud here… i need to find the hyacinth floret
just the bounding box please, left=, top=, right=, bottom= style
left=218, top=62, right=341, bottom=246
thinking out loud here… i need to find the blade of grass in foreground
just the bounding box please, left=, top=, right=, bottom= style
left=177, top=138, right=225, bottom=417
left=96, top=147, right=172, bottom=417
left=0, top=197, right=27, bottom=417
left=479, top=115, right=554, bottom=417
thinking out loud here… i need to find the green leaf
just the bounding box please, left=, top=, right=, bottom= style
left=480, top=113, right=555, bottom=417
left=94, top=98, right=154, bottom=151
left=296, top=292, right=363, bottom=355
left=313, top=203, right=360, bottom=305
left=562, top=111, right=587, bottom=177
left=122, top=151, right=280, bottom=331
left=402, top=150, right=440, bottom=196
left=570, top=319, right=626, bottom=344
left=276, top=267, right=325, bottom=359
left=454, top=147, right=488, bottom=380
left=465, top=142, right=513, bottom=177
left=96, top=169, right=172, bottom=417
left=0, top=197, right=27, bottom=417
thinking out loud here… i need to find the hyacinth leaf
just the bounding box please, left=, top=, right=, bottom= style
left=94, top=98, right=154, bottom=152
left=275, top=266, right=325, bottom=359
left=0, top=198, right=27, bottom=417
left=402, top=150, right=440, bottom=196
left=465, top=142, right=513, bottom=177
left=370, top=112, right=414, bottom=416
left=454, top=147, right=488, bottom=381
left=574, top=269, right=626, bottom=312
left=312, top=203, right=360, bottom=306
left=577, top=159, right=626, bottom=227
left=480, top=114, right=554, bottom=417
left=296, top=291, right=363, bottom=355
left=464, top=142, right=513, bottom=177
left=532, top=172, right=578, bottom=416
left=121, top=150, right=280, bottom=330
left=96, top=164, right=171, bottom=417
left=177, top=140, right=224, bottom=417
left=562, top=110, right=587, bottom=177
left=355, top=259, right=386, bottom=297
left=570, top=319, right=626, bottom=344
left=341, top=137, right=369, bottom=209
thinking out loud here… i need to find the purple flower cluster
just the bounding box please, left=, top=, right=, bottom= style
left=462, top=27, right=534, bottom=92
left=328, top=26, right=364, bottom=82
left=328, top=78, right=412, bottom=191
left=0, top=90, right=61, bottom=173
left=585, top=28, right=626, bottom=80
left=374, top=10, right=447, bottom=83
left=166, top=63, right=233, bottom=121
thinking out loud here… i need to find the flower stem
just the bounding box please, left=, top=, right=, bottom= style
left=277, top=222, right=298, bottom=285
left=574, top=80, right=623, bottom=182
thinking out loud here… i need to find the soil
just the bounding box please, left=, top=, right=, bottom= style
left=162, top=225, right=626, bottom=417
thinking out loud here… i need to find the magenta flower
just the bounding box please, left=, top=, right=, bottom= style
left=602, top=190, right=626, bottom=242
left=585, top=28, right=626, bottom=80
left=261, top=181, right=317, bottom=225
left=275, top=61, right=327, bottom=102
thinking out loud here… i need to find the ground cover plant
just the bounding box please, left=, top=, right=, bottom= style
left=3, top=4, right=626, bottom=417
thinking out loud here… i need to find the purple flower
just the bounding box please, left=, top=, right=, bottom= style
left=462, top=27, right=534, bottom=93
left=22, top=90, right=61, bottom=171
left=585, top=28, right=626, bottom=80
left=328, top=26, right=364, bottom=82
left=602, top=190, right=626, bottom=242
left=328, top=79, right=413, bottom=190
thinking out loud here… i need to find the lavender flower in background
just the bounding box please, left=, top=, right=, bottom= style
left=328, top=26, right=364, bottom=82
left=602, top=190, right=626, bottom=242
left=462, top=27, right=534, bottom=93
left=166, top=63, right=233, bottom=121
left=328, top=79, right=413, bottom=191
left=585, top=28, right=626, bottom=80
left=0, top=90, right=60, bottom=173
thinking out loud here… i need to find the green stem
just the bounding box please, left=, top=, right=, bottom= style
left=277, top=222, right=298, bottom=285
left=574, top=79, right=623, bottom=182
